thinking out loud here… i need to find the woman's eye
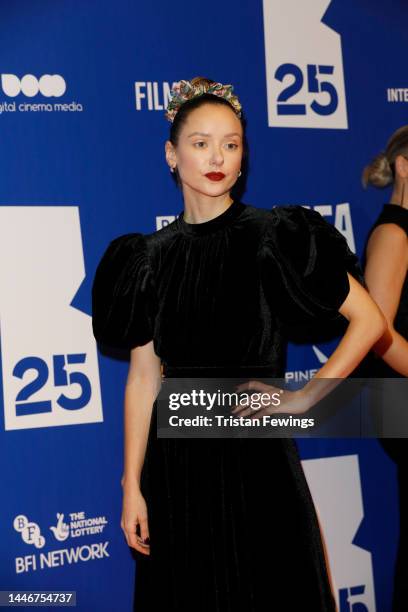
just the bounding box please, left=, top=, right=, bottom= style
left=193, top=141, right=238, bottom=150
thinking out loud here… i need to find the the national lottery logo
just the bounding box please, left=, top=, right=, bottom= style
left=0, top=206, right=102, bottom=430
left=262, top=0, right=348, bottom=129
left=14, top=511, right=108, bottom=547
left=49, top=513, right=70, bottom=542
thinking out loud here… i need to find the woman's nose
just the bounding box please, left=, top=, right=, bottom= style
left=209, top=147, right=224, bottom=166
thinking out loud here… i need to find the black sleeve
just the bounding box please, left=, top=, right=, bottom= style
left=257, top=205, right=365, bottom=327
left=91, top=233, right=157, bottom=350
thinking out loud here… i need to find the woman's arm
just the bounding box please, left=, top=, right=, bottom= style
left=233, top=273, right=387, bottom=415
left=120, top=340, right=162, bottom=554
left=122, top=341, right=162, bottom=486
left=315, top=273, right=387, bottom=377
left=298, top=273, right=387, bottom=407
left=364, top=223, right=408, bottom=376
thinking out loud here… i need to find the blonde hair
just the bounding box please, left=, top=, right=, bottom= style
left=362, top=125, right=408, bottom=188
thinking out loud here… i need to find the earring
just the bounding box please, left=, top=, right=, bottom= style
left=238, top=170, right=242, bottom=177
left=170, top=166, right=176, bottom=173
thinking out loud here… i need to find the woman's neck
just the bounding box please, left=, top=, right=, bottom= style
left=181, top=192, right=234, bottom=224
left=389, top=182, right=408, bottom=210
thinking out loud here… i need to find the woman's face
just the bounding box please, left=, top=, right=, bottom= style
left=166, top=103, right=243, bottom=198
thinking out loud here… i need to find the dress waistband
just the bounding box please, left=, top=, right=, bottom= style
left=161, top=363, right=280, bottom=379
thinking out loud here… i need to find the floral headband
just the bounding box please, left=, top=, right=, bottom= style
left=165, top=79, right=242, bottom=123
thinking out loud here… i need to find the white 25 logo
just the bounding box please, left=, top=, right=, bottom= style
left=263, top=0, right=348, bottom=129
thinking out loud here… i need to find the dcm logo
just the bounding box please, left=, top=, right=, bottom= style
left=0, top=74, right=66, bottom=97
left=262, top=0, right=348, bottom=129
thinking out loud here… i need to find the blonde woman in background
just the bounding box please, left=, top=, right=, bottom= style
left=362, top=125, right=408, bottom=612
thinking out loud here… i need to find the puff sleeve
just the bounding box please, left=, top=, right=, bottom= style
left=91, top=233, right=157, bottom=350
left=258, top=206, right=365, bottom=327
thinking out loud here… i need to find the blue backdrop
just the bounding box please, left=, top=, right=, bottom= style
left=0, top=1, right=406, bottom=610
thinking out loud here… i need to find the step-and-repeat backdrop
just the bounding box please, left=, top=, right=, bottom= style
left=0, top=1, right=406, bottom=610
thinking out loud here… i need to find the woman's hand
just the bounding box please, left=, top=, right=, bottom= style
left=230, top=380, right=310, bottom=418
left=121, top=478, right=150, bottom=556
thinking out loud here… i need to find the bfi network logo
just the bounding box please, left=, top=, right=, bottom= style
left=1, top=74, right=66, bottom=97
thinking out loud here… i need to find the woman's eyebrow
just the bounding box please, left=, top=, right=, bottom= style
left=187, top=132, right=210, bottom=137
left=187, top=131, right=242, bottom=138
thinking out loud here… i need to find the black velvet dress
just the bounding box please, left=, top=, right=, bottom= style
left=91, top=200, right=363, bottom=612
left=358, top=204, right=408, bottom=612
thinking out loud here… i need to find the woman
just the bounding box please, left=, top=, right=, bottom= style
left=91, top=77, right=386, bottom=611
left=361, top=125, right=408, bottom=611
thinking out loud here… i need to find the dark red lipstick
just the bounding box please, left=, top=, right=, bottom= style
left=205, top=172, right=225, bottom=181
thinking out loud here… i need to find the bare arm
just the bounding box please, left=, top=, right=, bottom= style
left=299, top=273, right=387, bottom=406
left=122, top=341, right=162, bottom=486
left=314, top=273, right=386, bottom=377
left=120, top=340, right=162, bottom=554
left=364, top=223, right=408, bottom=376
left=234, top=273, right=387, bottom=414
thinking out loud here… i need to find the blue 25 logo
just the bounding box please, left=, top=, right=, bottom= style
left=13, top=354, right=91, bottom=415
left=275, top=63, right=338, bottom=116
left=339, top=585, right=369, bottom=611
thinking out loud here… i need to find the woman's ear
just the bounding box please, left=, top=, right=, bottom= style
left=394, top=154, right=408, bottom=179
left=164, top=140, right=177, bottom=170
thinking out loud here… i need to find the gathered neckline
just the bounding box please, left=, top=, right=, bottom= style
left=177, top=199, right=246, bottom=236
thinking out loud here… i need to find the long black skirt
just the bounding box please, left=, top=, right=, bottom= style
left=132, top=395, right=336, bottom=611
